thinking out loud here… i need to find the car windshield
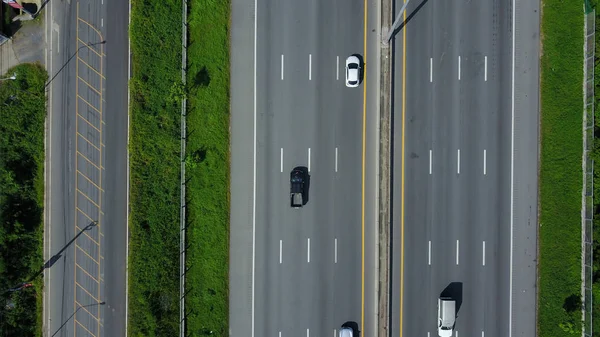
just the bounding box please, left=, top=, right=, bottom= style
left=348, top=63, right=358, bottom=69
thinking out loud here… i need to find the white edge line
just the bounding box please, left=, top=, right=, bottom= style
left=509, top=0, right=515, bottom=332
left=483, top=149, right=487, bottom=175
left=457, top=149, right=461, bottom=174
left=456, top=240, right=460, bottom=265
left=429, top=149, right=432, bottom=174
left=252, top=0, right=258, bottom=333
left=335, top=147, right=338, bottom=172
left=280, top=148, right=283, bottom=172
left=482, top=241, right=486, bottom=266
left=44, top=1, right=52, bottom=333
left=484, top=56, right=488, bottom=82
left=307, top=238, right=311, bottom=263
left=126, top=0, right=132, bottom=333
left=281, top=54, right=284, bottom=80
left=428, top=240, right=431, bottom=265
left=309, top=54, right=312, bottom=80
left=334, top=238, right=338, bottom=263
left=308, top=147, right=311, bottom=172
left=430, top=57, right=433, bottom=82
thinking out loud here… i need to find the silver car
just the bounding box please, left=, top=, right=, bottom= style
left=345, top=55, right=361, bottom=87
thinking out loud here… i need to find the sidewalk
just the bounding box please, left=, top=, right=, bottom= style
left=0, top=19, right=45, bottom=76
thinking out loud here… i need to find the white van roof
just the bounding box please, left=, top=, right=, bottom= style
left=440, top=299, right=456, bottom=327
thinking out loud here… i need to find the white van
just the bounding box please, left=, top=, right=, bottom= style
left=437, top=298, right=456, bottom=337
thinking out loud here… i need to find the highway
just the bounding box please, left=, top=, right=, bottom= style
left=390, top=0, right=539, bottom=336
left=230, top=0, right=381, bottom=336
left=44, top=0, right=128, bottom=336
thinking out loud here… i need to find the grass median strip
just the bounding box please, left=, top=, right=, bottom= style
left=538, top=0, right=584, bottom=336
left=128, top=0, right=182, bottom=334
left=0, top=63, right=47, bottom=336
left=184, top=0, right=230, bottom=334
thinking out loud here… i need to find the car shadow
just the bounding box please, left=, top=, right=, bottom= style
left=342, top=321, right=360, bottom=336
left=440, top=282, right=463, bottom=314
left=351, top=53, right=365, bottom=84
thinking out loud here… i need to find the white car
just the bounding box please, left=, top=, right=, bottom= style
left=345, top=55, right=361, bottom=87
left=339, top=326, right=353, bottom=337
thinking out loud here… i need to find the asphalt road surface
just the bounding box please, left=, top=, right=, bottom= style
left=44, top=0, right=128, bottom=336
left=390, top=0, right=539, bottom=336
left=230, top=0, right=381, bottom=336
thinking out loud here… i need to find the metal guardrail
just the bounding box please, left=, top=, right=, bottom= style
left=582, top=10, right=594, bottom=337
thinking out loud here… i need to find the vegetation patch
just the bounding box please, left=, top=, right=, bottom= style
left=0, top=63, right=47, bottom=336
left=538, top=0, right=584, bottom=336
left=591, top=1, right=600, bottom=335
left=128, top=0, right=182, bottom=335
left=184, top=0, right=230, bottom=334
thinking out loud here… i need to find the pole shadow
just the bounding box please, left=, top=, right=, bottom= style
left=391, top=0, right=431, bottom=38
left=28, top=221, right=98, bottom=282
left=51, top=301, right=105, bottom=337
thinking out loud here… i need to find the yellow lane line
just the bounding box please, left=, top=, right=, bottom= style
left=75, top=319, right=97, bottom=337
left=76, top=281, right=101, bottom=303
left=77, top=113, right=102, bottom=133
left=77, top=37, right=103, bottom=58
left=361, top=0, right=368, bottom=333
left=76, top=263, right=100, bottom=283
left=77, top=132, right=101, bottom=152
left=77, top=76, right=102, bottom=95
left=75, top=227, right=100, bottom=246
left=75, top=300, right=101, bottom=320
left=77, top=17, right=105, bottom=40
left=76, top=244, right=100, bottom=262
left=76, top=207, right=97, bottom=222
left=399, top=1, right=407, bottom=336
left=77, top=94, right=102, bottom=113
left=77, top=151, right=102, bottom=170
left=76, top=58, right=106, bottom=79
left=77, top=188, right=101, bottom=208
left=77, top=171, right=104, bottom=191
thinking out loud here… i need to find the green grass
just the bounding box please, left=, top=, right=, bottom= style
left=128, top=0, right=182, bottom=335
left=0, top=63, right=47, bottom=337
left=592, top=2, right=600, bottom=336
left=539, top=0, right=584, bottom=335
left=184, top=0, right=230, bottom=334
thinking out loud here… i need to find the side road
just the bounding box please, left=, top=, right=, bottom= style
left=0, top=20, right=45, bottom=76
